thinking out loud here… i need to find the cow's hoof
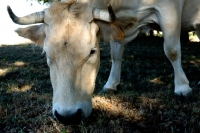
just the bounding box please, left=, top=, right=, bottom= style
left=98, top=89, right=105, bottom=95
left=98, top=89, right=116, bottom=95
left=175, top=92, right=193, bottom=102
left=98, top=85, right=120, bottom=95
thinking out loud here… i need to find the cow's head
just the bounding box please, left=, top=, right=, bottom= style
left=7, top=0, right=136, bottom=124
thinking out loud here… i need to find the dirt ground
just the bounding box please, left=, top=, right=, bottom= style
left=0, top=36, right=200, bottom=132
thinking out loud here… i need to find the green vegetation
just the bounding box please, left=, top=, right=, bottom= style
left=0, top=37, right=200, bottom=132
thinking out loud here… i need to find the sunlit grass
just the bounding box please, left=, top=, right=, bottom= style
left=7, top=84, right=33, bottom=93
left=0, top=68, right=9, bottom=76
left=12, top=61, right=27, bottom=67
left=0, top=37, right=200, bottom=132
left=149, top=77, right=165, bottom=85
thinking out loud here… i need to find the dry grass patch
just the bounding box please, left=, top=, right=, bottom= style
left=0, top=37, right=200, bottom=132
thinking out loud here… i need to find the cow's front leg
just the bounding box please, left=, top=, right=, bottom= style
left=99, top=40, right=124, bottom=94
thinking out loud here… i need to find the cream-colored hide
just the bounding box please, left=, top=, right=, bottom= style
left=7, top=1, right=136, bottom=124
left=9, top=3, right=100, bottom=124
left=25, top=3, right=99, bottom=124
left=44, top=5, right=100, bottom=124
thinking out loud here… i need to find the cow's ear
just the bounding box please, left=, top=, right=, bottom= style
left=111, top=17, right=137, bottom=40
left=96, top=16, right=137, bottom=42
left=15, top=24, right=46, bottom=45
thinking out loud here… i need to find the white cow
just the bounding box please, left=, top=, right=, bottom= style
left=7, top=0, right=198, bottom=123
left=101, top=0, right=200, bottom=97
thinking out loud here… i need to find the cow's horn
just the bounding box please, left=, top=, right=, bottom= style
left=93, top=4, right=116, bottom=22
left=7, top=6, right=44, bottom=25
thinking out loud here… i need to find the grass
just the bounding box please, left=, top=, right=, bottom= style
left=0, top=36, right=200, bottom=132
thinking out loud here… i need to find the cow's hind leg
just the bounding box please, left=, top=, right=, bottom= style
left=159, top=7, right=192, bottom=97
left=99, top=40, right=124, bottom=94
left=164, top=38, right=192, bottom=97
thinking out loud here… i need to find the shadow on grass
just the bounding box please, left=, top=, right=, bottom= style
left=0, top=44, right=51, bottom=94
left=0, top=38, right=200, bottom=132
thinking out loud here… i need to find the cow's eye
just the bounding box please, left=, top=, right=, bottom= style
left=90, top=48, right=97, bottom=55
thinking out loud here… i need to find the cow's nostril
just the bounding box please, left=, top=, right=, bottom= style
left=55, top=109, right=83, bottom=124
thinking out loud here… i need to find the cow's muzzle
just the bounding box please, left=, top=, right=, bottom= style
left=54, top=109, right=83, bottom=124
